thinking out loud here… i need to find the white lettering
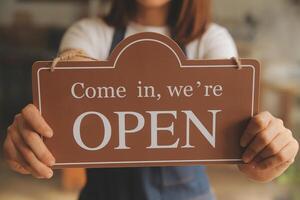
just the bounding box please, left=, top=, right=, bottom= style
left=114, top=112, right=145, bottom=149
left=146, top=111, right=179, bottom=149
left=73, top=111, right=112, bottom=151
left=71, top=82, right=85, bottom=99
left=181, top=110, right=221, bottom=148
left=70, top=82, right=127, bottom=99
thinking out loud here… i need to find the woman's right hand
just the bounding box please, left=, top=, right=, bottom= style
left=3, top=104, right=55, bottom=179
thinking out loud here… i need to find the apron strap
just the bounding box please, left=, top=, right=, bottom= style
left=109, top=26, right=127, bottom=55
left=171, top=32, right=187, bottom=55
left=109, top=27, right=187, bottom=55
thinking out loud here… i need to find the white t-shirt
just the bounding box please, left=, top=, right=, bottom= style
left=59, top=18, right=238, bottom=60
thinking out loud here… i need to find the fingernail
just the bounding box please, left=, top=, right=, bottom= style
left=49, top=159, right=56, bottom=166
left=240, top=141, right=246, bottom=147
left=240, top=136, right=248, bottom=147
left=46, top=130, right=53, bottom=137
left=243, top=158, right=249, bottom=163
left=242, top=155, right=250, bottom=163
left=46, top=170, right=53, bottom=179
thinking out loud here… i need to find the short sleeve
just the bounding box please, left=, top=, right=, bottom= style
left=201, top=24, right=238, bottom=59
left=59, top=18, right=113, bottom=59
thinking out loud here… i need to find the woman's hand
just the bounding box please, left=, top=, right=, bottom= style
left=3, top=49, right=92, bottom=179
left=3, top=104, right=55, bottom=179
left=238, top=111, right=299, bottom=182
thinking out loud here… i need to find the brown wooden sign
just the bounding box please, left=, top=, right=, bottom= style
left=32, top=32, right=260, bottom=168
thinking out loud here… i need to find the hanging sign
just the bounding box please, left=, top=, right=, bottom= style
left=32, top=32, right=260, bottom=168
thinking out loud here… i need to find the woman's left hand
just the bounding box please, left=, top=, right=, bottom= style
left=238, top=111, right=299, bottom=182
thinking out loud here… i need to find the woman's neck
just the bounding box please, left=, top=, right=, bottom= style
left=134, top=3, right=170, bottom=26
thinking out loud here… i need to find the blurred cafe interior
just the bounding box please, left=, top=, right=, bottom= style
left=0, top=0, right=299, bottom=199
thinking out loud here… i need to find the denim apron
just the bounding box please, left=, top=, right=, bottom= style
left=79, top=27, right=215, bottom=200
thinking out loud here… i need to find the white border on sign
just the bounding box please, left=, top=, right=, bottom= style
left=36, top=39, right=256, bottom=166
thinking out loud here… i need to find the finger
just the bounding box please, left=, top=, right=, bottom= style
left=242, top=119, right=282, bottom=163
left=6, top=143, right=43, bottom=179
left=256, top=140, right=298, bottom=170
left=240, top=111, right=273, bottom=147
left=17, top=117, right=55, bottom=166
left=21, top=104, right=53, bottom=138
left=10, top=128, right=53, bottom=179
left=8, top=122, right=46, bottom=178
left=3, top=133, right=30, bottom=175
left=260, top=130, right=292, bottom=158
left=5, top=127, right=44, bottom=178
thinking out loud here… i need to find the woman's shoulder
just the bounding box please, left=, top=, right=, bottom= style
left=192, top=23, right=237, bottom=59
left=59, top=17, right=114, bottom=59
left=203, top=23, right=232, bottom=41
left=70, top=17, right=113, bottom=33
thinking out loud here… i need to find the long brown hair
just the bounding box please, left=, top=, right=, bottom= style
left=104, top=0, right=211, bottom=45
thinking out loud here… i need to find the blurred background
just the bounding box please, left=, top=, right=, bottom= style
left=0, top=0, right=299, bottom=199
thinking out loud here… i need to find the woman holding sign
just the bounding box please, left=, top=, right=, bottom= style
left=3, top=0, right=299, bottom=199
